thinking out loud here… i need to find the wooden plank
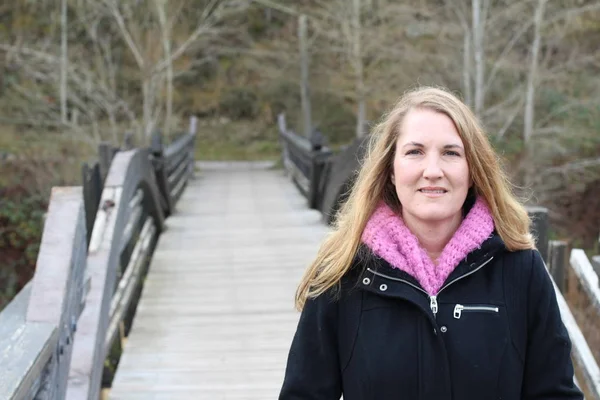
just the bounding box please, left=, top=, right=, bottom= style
left=0, top=321, right=57, bottom=400
left=110, top=164, right=328, bottom=399
left=26, top=186, right=88, bottom=399
left=0, top=283, right=31, bottom=338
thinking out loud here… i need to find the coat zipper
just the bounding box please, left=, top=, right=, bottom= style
left=366, top=256, right=494, bottom=318
left=453, top=304, right=499, bottom=319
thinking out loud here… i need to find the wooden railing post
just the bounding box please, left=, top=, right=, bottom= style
left=308, top=128, right=331, bottom=211
left=98, top=143, right=116, bottom=184
left=548, top=240, right=568, bottom=293
left=592, top=256, right=600, bottom=285
left=122, top=132, right=135, bottom=150
left=82, top=162, right=102, bottom=246
left=150, top=131, right=173, bottom=216
left=527, top=206, right=549, bottom=263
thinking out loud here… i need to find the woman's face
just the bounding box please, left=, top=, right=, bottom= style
left=392, top=108, right=471, bottom=227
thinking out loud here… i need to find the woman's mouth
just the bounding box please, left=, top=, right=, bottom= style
left=418, top=188, right=447, bottom=194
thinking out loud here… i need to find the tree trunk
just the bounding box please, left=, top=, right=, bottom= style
left=142, top=79, right=154, bottom=140
left=472, top=0, right=485, bottom=116
left=523, top=0, right=548, bottom=187
left=524, top=0, right=547, bottom=145
left=298, top=14, right=312, bottom=139
left=463, top=28, right=472, bottom=107
left=60, top=0, right=68, bottom=124
left=155, top=0, right=173, bottom=137
left=353, top=0, right=366, bottom=138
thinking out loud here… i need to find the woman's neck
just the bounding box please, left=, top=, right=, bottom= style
left=402, top=213, right=463, bottom=264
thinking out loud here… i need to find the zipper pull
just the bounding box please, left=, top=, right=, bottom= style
left=430, top=295, right=438, bottom=316
left=453, top=304, right=464, bottom=319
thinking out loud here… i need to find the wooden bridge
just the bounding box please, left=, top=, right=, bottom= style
left=109, top=161, right=327, bottom=399
left=1, top=115, right=600, bottom=399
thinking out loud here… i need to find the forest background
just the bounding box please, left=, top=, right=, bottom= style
left=1, top=0, right=600, bottom=309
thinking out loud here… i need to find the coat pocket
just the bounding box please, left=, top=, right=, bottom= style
left=453, top=303, right=499, bottom=319
left=444, top=302, right=508, bottom=399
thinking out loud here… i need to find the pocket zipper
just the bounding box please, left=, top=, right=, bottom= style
left=453, top=304, right=499, bottom=319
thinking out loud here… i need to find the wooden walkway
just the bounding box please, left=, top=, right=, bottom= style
left=109, top=161, right=328, bottom=399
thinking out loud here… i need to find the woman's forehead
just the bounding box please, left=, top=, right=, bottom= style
left=395, top=109, right=463, bottom=145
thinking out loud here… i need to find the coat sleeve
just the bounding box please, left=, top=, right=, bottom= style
left=521, top=250, right=583, bottom=399
left=279, top=291, right=342, bottom=400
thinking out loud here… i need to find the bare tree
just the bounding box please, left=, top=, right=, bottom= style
left=154, top=0, right=174, bottom=136
left=60, top=0, right=68, bottom=124
left=300, top=0, right=378, bottom=138
left=471, top=0, right=487, bottom=116
left=0, top=0, right=247, bottom=146
left=351, top=0, right=366, bottom=138
left=523, top=0, right=548, bottom=145
left=101, top=0, right=247, bottom=139
left=298, top=14, right=312, bottom=139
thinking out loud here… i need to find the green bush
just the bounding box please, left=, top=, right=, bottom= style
left=0, top=178, right=47, bottom=310
left=311, top=91, right=357, bottom=144
left=219, top=88, right=259, bottom=120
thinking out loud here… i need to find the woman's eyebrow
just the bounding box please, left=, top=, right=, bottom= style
left=401, top=142, right=464, bottom=150
left=402, top=141, right=424, bottom=148
left=444, top=144, right=464, bottom=150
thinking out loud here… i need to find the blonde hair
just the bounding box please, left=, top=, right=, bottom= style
left=295, top=86, right=534, bottom=310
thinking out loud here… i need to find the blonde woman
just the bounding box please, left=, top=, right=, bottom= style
left=279, top=87, right=582, bottom=400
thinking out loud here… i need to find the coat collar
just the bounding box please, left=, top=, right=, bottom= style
left=354, top=232, right=506, bottom=296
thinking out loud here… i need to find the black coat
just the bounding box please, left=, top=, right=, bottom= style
left=279, top=234, right=583, bottom=400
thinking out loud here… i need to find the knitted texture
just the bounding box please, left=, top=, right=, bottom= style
left=361, top=197, right=495, bottom=295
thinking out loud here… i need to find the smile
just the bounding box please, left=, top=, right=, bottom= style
left=418, top=189, right=447, bottom=194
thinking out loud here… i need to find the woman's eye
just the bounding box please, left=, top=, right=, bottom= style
left=406, top=149, right=421, bottom=155
left=445, top=151, right=460, bottom=156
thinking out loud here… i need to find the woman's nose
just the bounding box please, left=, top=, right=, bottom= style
left=423, top=156, right=443, bottom=179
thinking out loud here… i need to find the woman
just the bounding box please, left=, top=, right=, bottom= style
left=279, top=87, right=582, bottom=399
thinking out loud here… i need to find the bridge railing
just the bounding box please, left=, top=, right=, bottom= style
left=277, top=113, right=333, bottom=210
left=276, top=121, right=600, bottom=399
left=561, top=247, right=600, bottom=398
left=151, top=117, right=197, bottom=216
left=0, top=117, right=197, bottom=400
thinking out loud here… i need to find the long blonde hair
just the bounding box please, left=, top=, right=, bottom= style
left=295, top=86, right=534, bottom=310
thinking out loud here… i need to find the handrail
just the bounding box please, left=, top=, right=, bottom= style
left=66, top=148, right=165, bottom=400
left=0, top=187, right=88, bottom=400
left=566, top=249, right=600, bottom=398
left=277, top=113, right=332, bottom=210
left=570, top=249, right=600, bottom=311
left=151, top=117, right=197, bottom=215
left=554, top=278, right=600, bottom=398
left=0, top=117, right=198, bottom=400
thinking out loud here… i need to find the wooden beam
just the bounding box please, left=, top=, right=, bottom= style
left=26, top=186, right=87, bottom=399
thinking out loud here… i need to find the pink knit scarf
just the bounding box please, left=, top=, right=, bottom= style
left=361, top=197, right=495, bottom=295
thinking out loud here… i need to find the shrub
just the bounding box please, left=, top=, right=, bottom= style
left=219, top=88, right=259, bottom=120
left=0, top=172, right=47, bottom=309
